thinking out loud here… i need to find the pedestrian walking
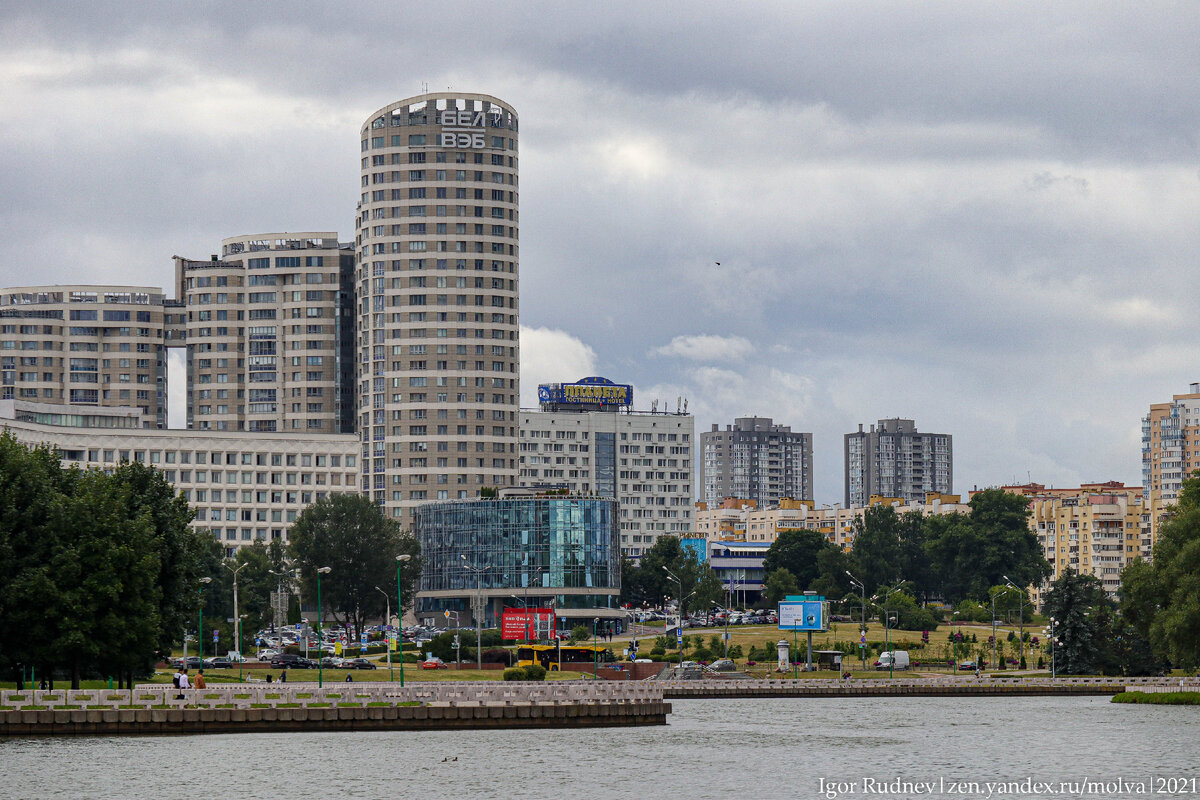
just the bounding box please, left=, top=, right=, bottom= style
left=177, top=668, right=190, bottom=700
left=280, top=668, right=287, bottom=683
left=194, top=670, right=207, bottom=689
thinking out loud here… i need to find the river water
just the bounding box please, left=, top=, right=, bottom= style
left=3, top=696, right=1197, bottom=799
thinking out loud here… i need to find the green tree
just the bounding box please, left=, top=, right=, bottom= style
left=810, top=546, right=855, bottom=600
left=763, top=529, right=828, bottom=590
left=633, top=535, right=722, bottom=616
left=0, top=438, right=207, bottom=689
left=762, top=567, right=799, bottom=605
left=1042, top=568, right=1114, bottom=675
left=849, top=506, right=904, bottom=593
left=1146, top=476, right=1200, bottom=670
left=289, top=494, right=421, bottom=635
left=924, top=490, right=1050, bottom=603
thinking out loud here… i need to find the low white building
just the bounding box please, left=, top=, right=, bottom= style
left=0, top=399, right=359, bottom=554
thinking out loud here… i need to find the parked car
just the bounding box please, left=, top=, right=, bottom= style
left=421, top=657, right=448, bottom=670
left=270, top=653, right=306, bottom=668
left=959, top=660, right=978, bottom=670
left=204, top=657, right=233, bottom=669
left=344, top=658, right=377, bottom=670
left=173, top=656, right=203, bottom=669
left=708, top=659, right=736, bottom=672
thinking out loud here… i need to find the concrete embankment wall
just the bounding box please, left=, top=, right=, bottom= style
left=0, top=701, right=670, bottom=736
left=659, top=677, right=1198, bottom=698
left=0, top=682, right=669, bottom=736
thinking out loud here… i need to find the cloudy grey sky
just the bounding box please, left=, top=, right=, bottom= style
left=2, top=2, right=1198, bottom=503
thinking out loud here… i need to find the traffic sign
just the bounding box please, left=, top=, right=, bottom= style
left=212, top=630, right=219, bottom=641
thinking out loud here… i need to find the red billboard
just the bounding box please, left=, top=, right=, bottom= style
left=501, top=608, right=556, bottom=640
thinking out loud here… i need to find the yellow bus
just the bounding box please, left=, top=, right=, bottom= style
left=515, top=644, right=616, bottom=671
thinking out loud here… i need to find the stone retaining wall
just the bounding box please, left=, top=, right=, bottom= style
left=660, top=677, right=1198, bottom=698
left=0, top=701, right=671, bottom=736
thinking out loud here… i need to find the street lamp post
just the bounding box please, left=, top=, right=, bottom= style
left=990, top=592, right=998, bottom=671
left=663, top=566, right=685, bottom=666
left=395, top=554, right=411, bottom=686
left=237, top=614, right=248, bottom=684
left=713, top=601, right=729, bottom=659
left=460, top=554, right=487, bottom=671
left=197, top=577, right=212, bottom=665
left=846, top=570, right=867, bottom=670
left=316, top=566, right=331, bottom=688
left=1047, top=617, right=1057, bottom=679
left=510, top=594, right=527, bottom=654
left=375, top=586, right=392, bottom=682
left=592, top=617, right=600, bottom=680
left=224, top=563, right=248, bottom=663
left=873, top=585, right=902, bottom=678
left=1003, top=576, right=1027, bottom=667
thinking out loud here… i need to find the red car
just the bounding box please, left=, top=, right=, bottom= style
left=421, top=657, right=448, bottom=670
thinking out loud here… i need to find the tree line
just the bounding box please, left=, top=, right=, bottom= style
left=0, top=433, right=421, bottom=688
left=0, top=433, right=207, bottom=688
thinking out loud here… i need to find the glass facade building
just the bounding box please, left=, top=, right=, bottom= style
left=414, top=495, right=621, bottom=627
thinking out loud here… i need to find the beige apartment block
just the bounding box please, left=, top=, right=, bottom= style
left=174, top=233, right=355, bottom=435
left=999, top=482, right=1147, bottom=603
left=0, top=286, right=168, bottom=428
left=519, top=404, right=694, bottom=559
left=696, top=494, right=968, bottom=550
left=1141, top=384, right=1200, bottom=548
left=356, top=93, right=520, bottom=528
left=0, top=400, right=358, bottom=554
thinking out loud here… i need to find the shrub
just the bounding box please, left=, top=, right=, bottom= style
left=570, top=625, right=589, bottom=644
left=502, top=667, right=526, bottom=681
left=649, top=646, right=665, bottom=657
left=523, top=664, right=547, bottom=681
left=481, top=648, right=512, bottom=666
left=1019, top=656, right=1027, bottom=670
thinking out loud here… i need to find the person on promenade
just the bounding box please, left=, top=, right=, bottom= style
left=194, top=670, right=207, bottom=689
left=345, top=673, right=354, bottom=682
left=177, top=669, right=190, bottom=700
left=280, top=668, right=287, bottom=683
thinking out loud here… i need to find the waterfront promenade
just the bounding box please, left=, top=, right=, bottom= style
left=0, top=682, right=670, bottom=736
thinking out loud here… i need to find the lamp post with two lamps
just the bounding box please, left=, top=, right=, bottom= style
left=459, top=554, right=487, bottom=671
left=873, top=584, right=903, bottom=678
left=846, top=570, right=867, bottom=670
left=374, top=585, right=392, bottom=681
left=197, top=577, right=212, bottom=665
left=315, top=566, right=331, bottom=687
left=395, top=554, right=411, bottom=686
left=1002, top=575, right=1028, bottom=667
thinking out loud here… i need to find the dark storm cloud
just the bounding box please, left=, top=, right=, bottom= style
left=1, top=1, right=1196, bottom=498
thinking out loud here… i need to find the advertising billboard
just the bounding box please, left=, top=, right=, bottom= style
left=537, top=377, right=633, bottom=407
left=778, top=598, right=828, bottom=631
left=501, top=608, right=556, bottom=640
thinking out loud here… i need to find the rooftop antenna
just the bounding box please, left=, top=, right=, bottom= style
left=683, top=398, right=688, bottom=414
left=651, top=399, right=658, bottom=413
left=421, top=81, right=428, bottom=94
left=676, top=396, right=681, bottom=413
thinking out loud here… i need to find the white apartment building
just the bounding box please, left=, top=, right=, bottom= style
left=0, top=400, right=358, bottom=555
left=519, top=378, right=694, bottom=558
left=700, top=417, right=813, bottom=507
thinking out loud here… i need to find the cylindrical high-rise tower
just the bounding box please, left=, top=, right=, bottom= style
left=356, top=93, right=520, bottom=528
